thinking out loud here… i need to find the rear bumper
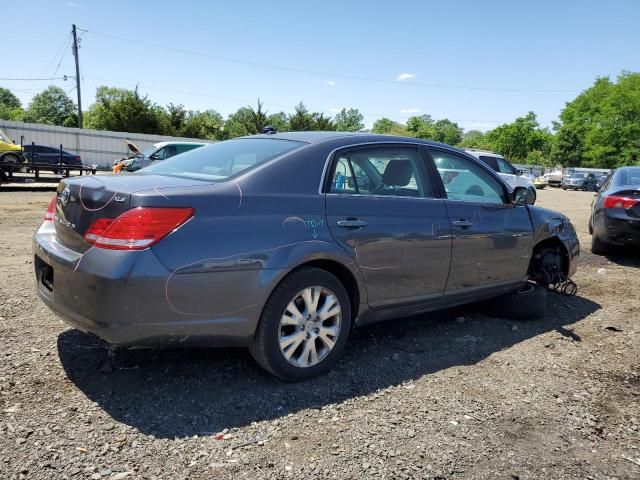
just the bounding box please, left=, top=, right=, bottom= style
left=600, top=212, right=640, bottom=246
left=33, top=223, right=265, bottom=346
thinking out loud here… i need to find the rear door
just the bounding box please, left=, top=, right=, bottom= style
left=427, top=148, right=533, bottom=292
left=325, top=145, right=452, bottom=309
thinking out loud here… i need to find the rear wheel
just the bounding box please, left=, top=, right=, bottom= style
left=250, top=267, right=351, bottom=381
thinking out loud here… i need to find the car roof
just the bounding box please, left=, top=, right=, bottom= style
left=465, top=149, right=504, bottom=158
left=26, top=143, right=74, bottom=152
left=244, top=131, right=455, bottom=149
left=153, top=141, right=207, bottom=147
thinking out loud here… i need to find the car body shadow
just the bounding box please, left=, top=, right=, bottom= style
left=604, top=247, right=640, bottom=268
left=57, top=293, right=600, bottom=439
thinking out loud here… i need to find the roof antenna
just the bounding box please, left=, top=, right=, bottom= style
left=262, top=126, right=277, bottom=135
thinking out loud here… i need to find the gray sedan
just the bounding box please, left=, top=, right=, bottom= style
left=34, top=132, right=579, bottom=380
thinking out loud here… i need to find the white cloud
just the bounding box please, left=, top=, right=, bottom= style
left=65, top=1, right=78, bottom=6
left=326, top=80, right=336, bottom=87
left=400, top=108, right=421, bottom=114
left=396, top=72, right=417, bottom=81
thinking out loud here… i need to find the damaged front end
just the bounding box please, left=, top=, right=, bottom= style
left=526, top=206, right=580, bottom=296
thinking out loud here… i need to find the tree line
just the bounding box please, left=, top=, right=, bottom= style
left=1, top=71, right=639, bottom=169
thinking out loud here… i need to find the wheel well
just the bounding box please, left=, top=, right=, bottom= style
left=290, top=259, right=360, bottom=321
left=528, top=237, right=569, bottom=278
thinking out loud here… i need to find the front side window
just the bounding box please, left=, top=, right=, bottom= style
left=151, top=147, right=166, bottom=160
left=329, top=147, right=430, bottom=198
left=430, top=149, right=506, bottom=205
left=143, top=138, right=305, bottom=180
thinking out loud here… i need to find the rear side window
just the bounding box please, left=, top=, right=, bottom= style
left=329, top=147, right=432, bottom=198
left=176, top=144, right=201, bottom=154
left=430, top=150, right=506, bottom=204
left=478, top=155, right=499, bottom=172
left=142, top=138, right=305, bottom=180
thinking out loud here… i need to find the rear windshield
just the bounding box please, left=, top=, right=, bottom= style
left=568, top=173, right=585, bottom=178
left=618, top=168, right=640, bottom=186
left=142, top=138, right=305, bottom=180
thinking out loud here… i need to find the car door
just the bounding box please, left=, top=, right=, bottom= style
left=325, top=145, right=452, bottom=309
left=40, top=146, right=59, bottom=165
left=427, top=147, right=533, bottom=292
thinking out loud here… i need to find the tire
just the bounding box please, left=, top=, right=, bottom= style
left=588, top=218, right=593, bottom=235
left=591, top=233, right=608, bottom=255
left=529, top=187, right=537, bottom=204
left=250, top=267, right=352, bottom=381
left=481, top=282, right=547, bottom=320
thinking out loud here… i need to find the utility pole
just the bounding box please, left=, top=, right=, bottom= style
left=72, top=24, right=83, bottom=128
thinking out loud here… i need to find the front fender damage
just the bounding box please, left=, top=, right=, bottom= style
left=526, top=205, right=580, bottom=295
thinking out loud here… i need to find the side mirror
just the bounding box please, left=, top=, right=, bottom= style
left=512, top=186, right=535, bottom=206
left=516, top=169, right=524, bottom=176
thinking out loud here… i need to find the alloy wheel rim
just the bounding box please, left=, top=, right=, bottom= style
left=278, top=286, right=342, bottom=368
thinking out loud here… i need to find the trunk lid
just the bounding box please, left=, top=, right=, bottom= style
left=53, top=173, right=208, bottom=252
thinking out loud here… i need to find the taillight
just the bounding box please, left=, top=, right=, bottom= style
left=603, top=195, right=640, bottom=209
left=44, top=195, right=57, bottom=222
left=75, top=155, right=81, bottom=164
left=84, top=207, right=194, bottom=250
left=84, top=218, right=114, bottom=244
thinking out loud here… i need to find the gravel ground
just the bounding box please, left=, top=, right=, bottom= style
left=0, top=188, right=638, bottom=480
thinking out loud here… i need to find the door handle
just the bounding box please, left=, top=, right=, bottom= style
left=452, top=219, right=473, bottom=228
left=337, top=219, right=368, bottom=228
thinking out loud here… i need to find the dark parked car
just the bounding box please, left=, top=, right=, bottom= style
left=589, top=166, right=640, bottom=254
left=561, top=173, right=598, bottom=191
left=34, top=133, right=579, bottom=380
left=23, top=144, right=82, bottom=173
left=595, top=174, right=608, bottom=192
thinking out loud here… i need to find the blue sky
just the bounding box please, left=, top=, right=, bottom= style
left=3, top=0, right=640, bottom=131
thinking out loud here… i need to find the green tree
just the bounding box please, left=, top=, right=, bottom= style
left=0, top=87, right=24, bottom=121
left=432, top=119, right=463, bottom=145
left=266, top=111, right=290, bottom=132
left=223, top=107, right=255, bottom=138
left=333, top=108, right=364, bottom=132
left=180, top=110, right=224, bottom=139
left=459, top=130, right=487, bottom=149
left=371, top=117, right=409, bottom=136
left=167, top=103, right=187, bottom=135
left=405, top=115, right=435, bottom=139
left=24, top=86, right=78, bottom=126
left=483, top=112, right=552, bottom=162
left=554, top=72, right=640, bottom=168
left=312, top=112, right=335, bottom=131
left=84, top=86, right=170, bottom=134
left=289, top=102, right=315, bottom=131
left=246, top=99, right=269, bottom=133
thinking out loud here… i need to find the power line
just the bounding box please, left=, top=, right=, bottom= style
left=0, top=76, right=68, bottom=81
left=52, top=35, right=73, bottom=79
left=80, top=28, right=571, bottom=94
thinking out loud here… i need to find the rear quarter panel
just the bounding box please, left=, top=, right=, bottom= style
left=145, top=143, right=367, bottom=318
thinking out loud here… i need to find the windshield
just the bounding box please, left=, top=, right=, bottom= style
left=142, top=138, right=305, bottom=180
left=140, top=145, right=160, bottom=158
left=0, top=129, right=12, bottom=144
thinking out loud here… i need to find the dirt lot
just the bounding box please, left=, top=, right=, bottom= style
left=0, top=188, right=638, bottom=480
